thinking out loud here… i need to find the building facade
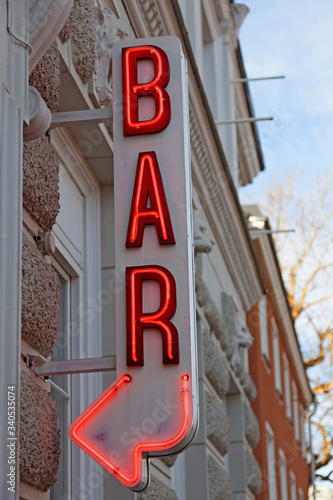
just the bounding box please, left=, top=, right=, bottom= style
left=246, top=206, right=312, bottom=500
left=0, top=1, right=311, bottom=500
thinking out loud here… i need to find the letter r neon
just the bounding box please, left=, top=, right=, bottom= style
left=126, top=265, right=179, bottom=366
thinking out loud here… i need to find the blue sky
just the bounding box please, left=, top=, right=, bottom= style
left=238, top=0, right=333, bottom=202
left=238, top=3, right=333, bottom=486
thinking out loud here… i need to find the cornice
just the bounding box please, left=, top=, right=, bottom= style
left=189, top=104, right=262, bottom=308
left=136, top=0, right=166, bottom=37
left=125, top=0, right=264, bottom=310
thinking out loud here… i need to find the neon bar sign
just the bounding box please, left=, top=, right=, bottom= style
left=69, top=36, right=197, bottom=491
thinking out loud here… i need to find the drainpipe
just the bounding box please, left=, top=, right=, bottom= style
left=308, top=398, right=318, bottom=500
left=0, top=1, right=29, bottom=498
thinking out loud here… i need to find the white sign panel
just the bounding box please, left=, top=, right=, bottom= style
left=69, top=36, right=198, bottom=491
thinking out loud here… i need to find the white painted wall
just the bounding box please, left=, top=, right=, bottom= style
left=0, top=3, right=28, bottom=498
left=52, top=130, right=103, bottom=500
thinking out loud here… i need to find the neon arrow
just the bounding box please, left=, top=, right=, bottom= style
left=69, top=374, right=191, bottom=490
left=68, top=263, right=196, bottom=491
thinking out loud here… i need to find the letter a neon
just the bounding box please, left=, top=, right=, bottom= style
left=126, top=152, right=175, bottom=248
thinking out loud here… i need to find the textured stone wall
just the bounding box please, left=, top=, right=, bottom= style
left=246, top=447, right=262, bottom=495
left=241, top=372, right=258, bottom=402
left=207, top=455, right=232, bottom=500
left=21, top=10, right=63, bottom=493
left=161, top=455, right=178, bottom=468
left=71, top=0, right=96, bottom=83
left=59, top=7, right=73, bottom=43
left=244, top=400, right=260, bottom=449
left=21, top=234, right=60, bottom=357
left=195, top=251, right=262, bottom=498
left=203, top=328, right=230, bottom=399
left=138, top=476, right=178, bottom=500
left=23, top=135, right=60, bottom=231
left=195, top=255, right=231, bottom=354
left=205, top=390, right=230, bottom=457
left=221, top=292, right=236, bottom=360
left=29, top=42, right=60, bottom=113
left=20, top=371, right=61, bottom=491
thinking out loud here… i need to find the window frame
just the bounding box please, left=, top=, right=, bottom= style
left=259, top=295, right=270, bottom=364
left=272, top=318, right=282, bottom=397
left=50, top=128, right=103, bottom=500
left=290, top=471, right=297, bottom=500
left=279, top=449, right=288, bottom=500
left=300, top=404, right=306, bottom=459
left=292, top=382, right=300, bottom=444
left=50, top=262, right=73, bottom=500
left=266, top=422, right=277, bottom=500
left=283, top=354, right=292, bottom=423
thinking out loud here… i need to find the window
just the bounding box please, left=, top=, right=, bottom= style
left=300, top=405, right=306, bottom=458
left=50, top=267, right=72, bottom=500
left=272, top=318, right=282, bottom=395
left=266, top=423, right=277, bottom=500
left=50, top=130, right=103, bottom=499
left=279, top=450, right=288, bottom=500
left=259, top=296, right=269, bottom=361
left=283, top=354, right=292, bottom=421
left=292, top=383, right=300, bottom=443
left=290, top=472, right=297, bottom=500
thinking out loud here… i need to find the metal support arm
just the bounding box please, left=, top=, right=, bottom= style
left=215, top=117, right=273, bottom=125
left=50, top=108, right=113, bottom=129
left=27, top=354, right=116, bottom=376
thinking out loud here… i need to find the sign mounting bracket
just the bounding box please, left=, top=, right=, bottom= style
left=26, top=354, right=116, bottom=376
left=50, top=108, right=113, bottom=129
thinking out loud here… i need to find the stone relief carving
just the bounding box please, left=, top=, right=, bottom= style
left=95, top=7, right=127, bottom=107
left=193, top=209, right=215, bottom=256
left=231, top=321, right=253, bottom=370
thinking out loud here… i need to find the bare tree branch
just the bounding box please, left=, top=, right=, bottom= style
left=261, top=168, right=333, bottom=479
left=315, top=471, right=333, bottom=483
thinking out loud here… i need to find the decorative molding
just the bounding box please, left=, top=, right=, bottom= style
left=189, top=105, right=260, bottom=308
left=28, top=0, right=73, bottom=71
left=231, top=3, right=250, bottom=37
left=95, top=7, right=127, bottom=107
left=137, top=0, right=166, bottom=37
left=135, top=0, right=263, bottom=310
left=212, top=0, right=224, bottom=22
